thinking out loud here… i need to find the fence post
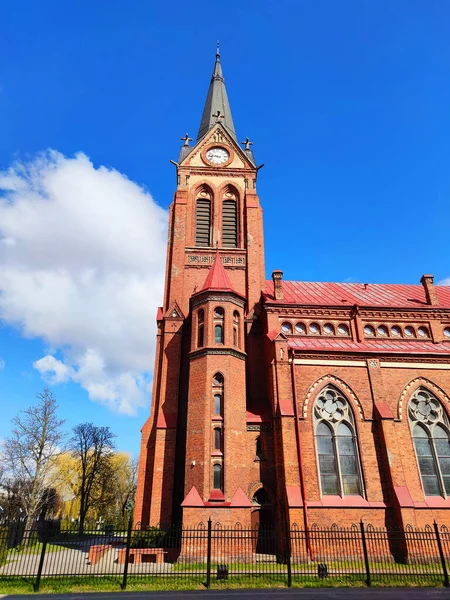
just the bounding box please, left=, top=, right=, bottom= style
left=434, top=521, right=449, bottom=587
left=360, top=521, right=371, bottom=587
left=206, top=518, right=212, bottom=589
left=285, top=520, right=292, bottom=588
left=33, top=527, right=48, bottom=592
left=120, top=516, right=133, bottom=590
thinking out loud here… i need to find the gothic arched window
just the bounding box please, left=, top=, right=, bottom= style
left=409, top=388, right=450, bottom=497
left=195, top=193, right=211, bottom=247
left=314, top=386, right=364, bottom=497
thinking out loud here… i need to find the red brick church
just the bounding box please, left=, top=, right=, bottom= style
left=135, top=50, right=450, bottom=532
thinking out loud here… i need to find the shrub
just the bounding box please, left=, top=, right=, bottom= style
left=0, top=527, right=8, bottom=566
left=131, top=527, right=164, bottom=549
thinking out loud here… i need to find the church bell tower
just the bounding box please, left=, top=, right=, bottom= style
left=135, top=47, right=266, bottom=527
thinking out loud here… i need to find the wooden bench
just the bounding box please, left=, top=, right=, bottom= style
left=88, top=544, right=112, bottom=565
left=117, top=547, right=167, bottom=565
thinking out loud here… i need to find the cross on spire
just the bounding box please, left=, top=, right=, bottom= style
left=212, top=110, right=224, bottom=123
left=180, top=133, right=192, bottom=147
left=241, top=137, right=253, bottom=150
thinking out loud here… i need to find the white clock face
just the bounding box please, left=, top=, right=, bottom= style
left=206, top=147, right=229, bottom=165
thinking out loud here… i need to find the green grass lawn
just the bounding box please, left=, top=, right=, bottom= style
left=0, top=572, right=446, bottom=594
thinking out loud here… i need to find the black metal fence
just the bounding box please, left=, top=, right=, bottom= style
left=0, top=520, right=449, bottom=591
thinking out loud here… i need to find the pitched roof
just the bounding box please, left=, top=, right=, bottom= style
left=197, top=49, right=236, bottom=141
left=288, top=337, right=450, bottom=356
left=263, top=280, right=450, bottom=309
left=198, top=253, right=239, bottom=295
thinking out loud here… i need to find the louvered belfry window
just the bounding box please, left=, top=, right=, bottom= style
left=222, top=200, right=237, bottom=247
left=195, top=198, right=211, bottom=247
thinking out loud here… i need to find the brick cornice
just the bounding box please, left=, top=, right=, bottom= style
left=264, top=305, right=450, bottom=320
left=190, top=294, right=245, bottom=309
left=291, top=352, right=450, bottom=364
left=189, top=347, right=247, bottom=361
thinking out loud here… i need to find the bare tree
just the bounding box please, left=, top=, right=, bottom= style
left=69, top=423, right=116, bottom=535
left=2, top=389, right=65, bottom=534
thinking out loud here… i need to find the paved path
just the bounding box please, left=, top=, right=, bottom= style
left=2, top=589, right=448, bottom=600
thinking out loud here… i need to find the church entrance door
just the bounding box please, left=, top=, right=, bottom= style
left=251, top=507, right=275, bottom=555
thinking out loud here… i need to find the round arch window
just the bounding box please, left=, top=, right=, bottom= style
left=281, top=322, right=292, bottom=334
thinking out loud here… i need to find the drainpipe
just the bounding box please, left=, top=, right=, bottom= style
left=290, top=350, right=313, bottom=560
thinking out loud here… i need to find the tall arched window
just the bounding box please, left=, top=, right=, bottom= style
left=213, top=464, right=222, bottom=490
left=222, top=187, right=238, bottom=248
left=214, top=307, right=224, bottom=344
left=314, top=386, right=363, bottom=496
left=409, top=388, right=450, bottom=497
left=195, top=190, right=212, bottom=247
left=197, top=309, right=204, bottom=348
left=212, top=373, right=224, bottom=417
left=233, top=311, right=239, bottom=347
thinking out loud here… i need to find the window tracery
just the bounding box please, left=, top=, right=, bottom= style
left=409, top=388, right=450, bottom=497
left=314, top=387, right=364, bottom=497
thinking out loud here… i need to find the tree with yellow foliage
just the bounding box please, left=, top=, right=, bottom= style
left=55, top=448, right=137, bottom=531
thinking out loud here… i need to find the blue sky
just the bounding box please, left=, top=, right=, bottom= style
left=1, top=1, right=449, bottom=456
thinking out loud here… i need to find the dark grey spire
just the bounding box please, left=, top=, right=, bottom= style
left=197, top=46, right=236, bottom=141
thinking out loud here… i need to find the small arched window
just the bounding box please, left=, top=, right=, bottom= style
left=195, top=195, right=211, bottom=247
left=197, top=309, right=204, bottom=348
left=213, top=464, right=222, bottom=490
left=214, top=393, right=222, bottom=416
left=314, top=387, right=364, bottom=497
left=215, top=325, right=223, bottom=344
left=214, top=428, right=221, bottom=451
left=213, top=372, right=224, bottom=387
left=409, top=388, right=450, bottom=497
left=222, top=188, right=238, bottom=248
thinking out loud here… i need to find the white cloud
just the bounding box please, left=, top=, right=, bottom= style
left=0, top=359, right=5, bottom=370
left=437, top=278, right=450, bottom=286
left=0, top=150, right=167, bottom=414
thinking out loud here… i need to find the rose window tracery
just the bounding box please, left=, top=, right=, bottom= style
left=409, top=389, right=441, bottom=425
left=315, top=388, right=348, bottom=422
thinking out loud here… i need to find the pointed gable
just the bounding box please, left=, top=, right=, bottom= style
left=197, top=252, right=241, bottom=296
left=230, top=487, right=252, bottom=507
left=181, top=486, right=204, bottom=507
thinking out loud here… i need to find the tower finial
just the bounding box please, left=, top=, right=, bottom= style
left=197, top=43, right=236, bottom=141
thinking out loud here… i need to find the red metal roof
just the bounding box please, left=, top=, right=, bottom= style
left=288, top=337, right=450, bottom=356
left=198, top=252, right=240, bottom=295
left=263, top=280, right=450, bottom=308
